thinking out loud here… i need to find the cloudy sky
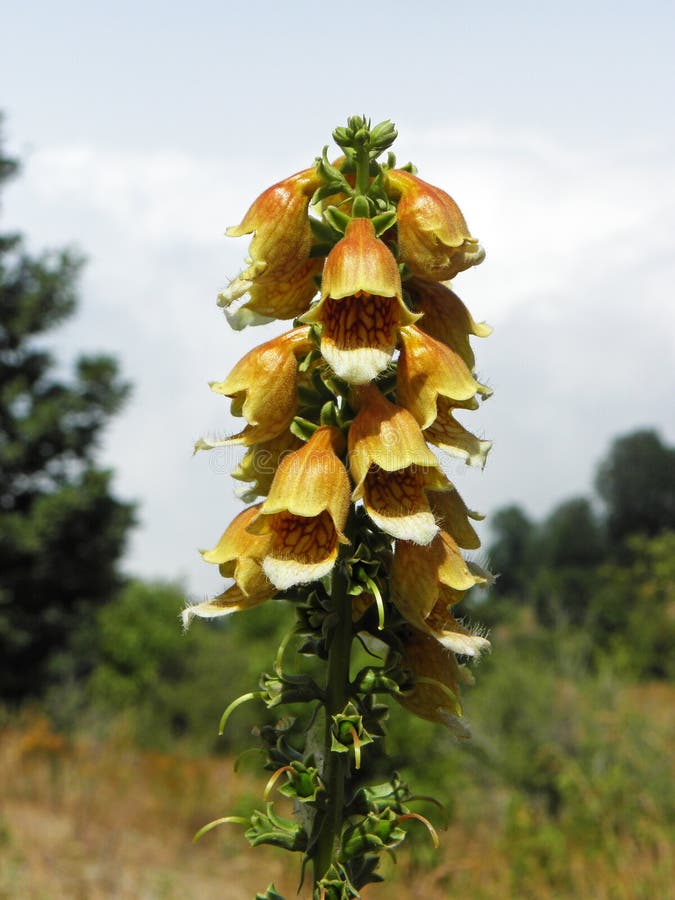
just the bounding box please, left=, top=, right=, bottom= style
left=3, top=1, right=674, bottom=601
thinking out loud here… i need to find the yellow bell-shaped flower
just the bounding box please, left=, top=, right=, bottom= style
left=424, top=397, right=492, bottom=469
left=405, top=277, right=491, bottom=371
left=348, top=384, right=449, bottom=544
left=218, top=167, right=324, bottom=328
left=183, top=505, right=277, bottom=625
left=231, top=430, right=304, bottom=502
left=385, top=168, right=485, bottom=281
left=208, top=326, right=313, bottom=445
left=428, top=486, right=483, bottom=550
left=393, top=628, right=468, bottom=734
left=391, top=530, right=488, bottom=631
left=396, top=324, right=491, bottom=430
left=250, top=426, right=351, bottom=589
left=301, top=217, right=419, bottom=383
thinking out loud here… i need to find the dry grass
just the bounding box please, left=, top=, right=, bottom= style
left=1, top=707, right=673, bottom=899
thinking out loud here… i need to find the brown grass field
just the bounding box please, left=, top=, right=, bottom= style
left=1, top=700, right=673, bottom=900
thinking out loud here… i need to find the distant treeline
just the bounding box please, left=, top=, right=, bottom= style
left=479, top=428, right=675, bottom=679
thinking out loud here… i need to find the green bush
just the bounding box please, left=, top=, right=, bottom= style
left=85, top=580, right=292, bottom=752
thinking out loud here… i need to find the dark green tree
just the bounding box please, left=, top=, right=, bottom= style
left=595, top=429, right=675, bottom=544
left=488, top=504, right=535, bottom=597
left=0, top=120, right=135, bottom=700
left=533, top=497, right=606, bottom=626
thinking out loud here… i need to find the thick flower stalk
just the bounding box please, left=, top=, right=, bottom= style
left=190, top=116, right=493, bottom=899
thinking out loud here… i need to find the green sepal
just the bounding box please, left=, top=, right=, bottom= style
left=330, top=703, right=374, bottom=755
left=351, top=195, right=370, bottom=219
left=314, top=864, right=360, bottom=900
left=278, top=761, right=325, bottom=805
left=245, top=804, right=307, bottom=852
left=344, top=854, right=385, bottom=890
left=321, top=146, right=350, bottom=183
left=323, top=205, right=352, bottom=234
left=320, top=400, right=339, bottom=427
left=309, top=215, right=343, bottom=244
left=297, top=346, right=321, bottom=373
left=349, top=774, right=413, bottom=816
left=371, top=210, right=397, bottom=236
left=341, top=809, right=407, bottom=859
left=290, top=416, right=318, bottom=442
left=351, top=666, right=401, bottom=697
left=312, top=183, right=350, bottom=206
left=255, top=885, right=286, bottom=900
left=260, top=671, right=324, bottom=708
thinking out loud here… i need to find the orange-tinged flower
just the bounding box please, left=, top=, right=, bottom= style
left=397, top=324, right=491, bottom=430
left=250, top=426, right=351, bottom=589
left=206, top=327, right=313, bottom=446
left=405, top=277, right=491, bottom=371
left=425, top=586, right=491, bottom=659
left=183, top=505, right=276, bottom=625
left=218, top=167, right=324, bottom=328
left=348, top=384, right=449, bottom=544
left=182, top=580, right=273, bottom=628
left=301, top=218, right=419, bottom=383
left=391, top=530, right=488, bottom=630
left=424, top=397, right=492, bottom=469
left=385, top=168, right=485, bottom=281
left=231, top=430, right=304, bottom=502
left=393, top=628, right=467, bottom=732
left=428, top=487, right=483, bottom=550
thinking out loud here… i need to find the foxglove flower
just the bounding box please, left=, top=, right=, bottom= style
left=301, top=217, right=418, bottom=383
left=249, top=426, right=351, bottom=589
left=183, top=506, right=276, bottom=625
left=231, top=430, right=304, bottom=502
left=396, top=324, right=491, bottom=430
left=394, top=628, right=469, bottom=734
left=428, top=487, right=483, bottom=550
left=424, top=397, right=492, bottom=468
left=385, top=168, right=485, bottom=281
left=348, top=383, right=449, bottom=544
left=206, top=326, right=313, bottom=446
left=405, top=277, right=491, bottom=371
left=391, top=531, right=489, bottom=640
left=218, top=167, right=324, bottom=328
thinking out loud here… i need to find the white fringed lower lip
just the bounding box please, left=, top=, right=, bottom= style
left=321, top=343, right=392, bottom=385
left=263, top=554, right=335, bottom=590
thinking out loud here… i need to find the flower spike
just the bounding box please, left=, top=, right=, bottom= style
left=194, top=116, right=495, bottom=894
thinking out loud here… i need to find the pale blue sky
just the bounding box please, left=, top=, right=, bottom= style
left=2, top=1, right=675, bottom=598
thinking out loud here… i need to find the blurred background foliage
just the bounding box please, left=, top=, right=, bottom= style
left=1, top=125, right=674, bottom=897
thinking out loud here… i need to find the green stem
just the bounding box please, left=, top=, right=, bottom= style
left=354, top=142, right=371, bottom=199
left=313, top=544, right=354, bottom=883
